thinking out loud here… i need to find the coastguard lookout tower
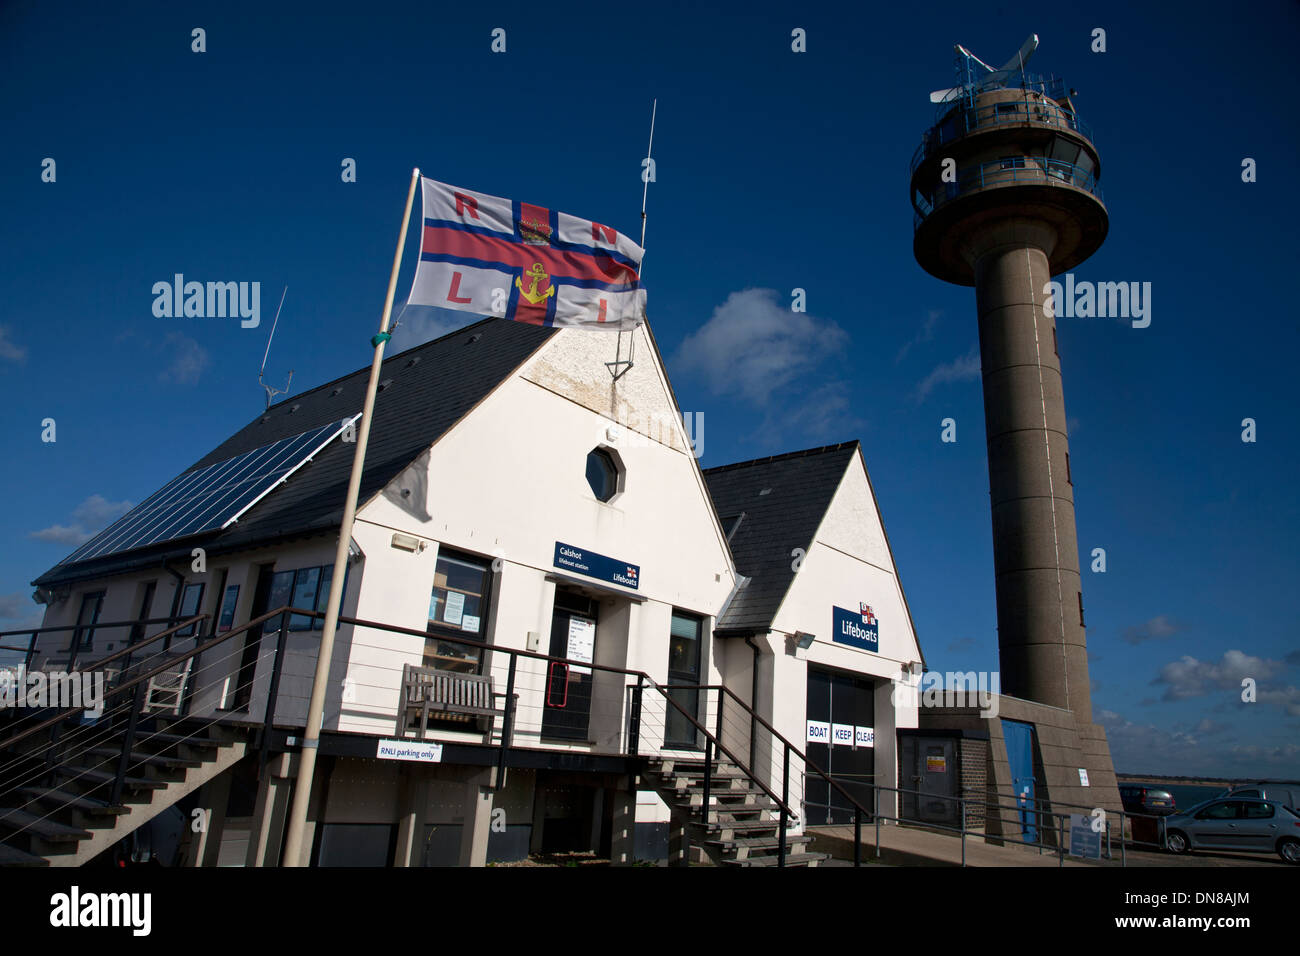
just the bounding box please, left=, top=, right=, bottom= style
left=909, top=36, right=1121, bottom=832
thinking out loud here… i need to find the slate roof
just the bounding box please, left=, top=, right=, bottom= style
left=34, top=317, right=556, bottom=587
left=703, top=442, right=859, bottom=633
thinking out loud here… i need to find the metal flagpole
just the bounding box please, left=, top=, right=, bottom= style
left=281, top=166, right=421, bottom=865
left=609, top=98, right=655, bottom=380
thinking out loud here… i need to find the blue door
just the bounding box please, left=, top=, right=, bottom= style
left=1001, top=719, right=1038, bottom=843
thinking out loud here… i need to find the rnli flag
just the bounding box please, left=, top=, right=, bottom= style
left=407, top=177, right=646, bottom=330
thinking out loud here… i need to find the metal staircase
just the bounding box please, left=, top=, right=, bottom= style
left=0, top=717, right=247, bottom=866
left=642, top=755, right=828, bottom=867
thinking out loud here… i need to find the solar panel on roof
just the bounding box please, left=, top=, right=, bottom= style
left=58, top=415, right=360, bottom=565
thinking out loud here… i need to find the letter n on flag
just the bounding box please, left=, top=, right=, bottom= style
left=406, top=177, right=646, bottom=330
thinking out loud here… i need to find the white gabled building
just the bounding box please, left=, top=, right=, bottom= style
left=9, top=317, right=922, bottom=867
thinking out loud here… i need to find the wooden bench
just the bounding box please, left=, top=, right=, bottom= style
left=396, top=664, right=510, bottom=739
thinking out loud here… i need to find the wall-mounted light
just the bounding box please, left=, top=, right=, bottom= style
left=786, top=631, right=816, bottom=655
left=390, top=533, right=425, bottom=553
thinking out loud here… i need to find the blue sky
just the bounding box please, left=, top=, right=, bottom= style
left=1, top=0, right=1296, bottom=778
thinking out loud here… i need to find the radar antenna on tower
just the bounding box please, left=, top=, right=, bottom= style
left=258, top=286, right=294, bottom=409
left=929, top=33, right=1039, bottom=103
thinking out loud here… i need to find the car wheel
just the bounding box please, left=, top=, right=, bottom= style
left=1279, top=838, right=1300, bottom=865
left=1166, top=830, right=1190, bottom=854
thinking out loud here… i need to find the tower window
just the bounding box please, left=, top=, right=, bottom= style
left=1065, top=452, right=1072, bottom=484
left=1078, top=591, right=1085, bottom=627
left=999, top=155, right=1026, bottom=170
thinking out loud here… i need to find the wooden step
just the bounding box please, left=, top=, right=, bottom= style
left=54, top=765, right=165, bottom=792
left=0, top=842, right=49, bottom=867
left=19, top=787, right=128, bottom=817
left=0, top=807, right=91, bottom=843
left=721, top=851, right=830, bottom=867
left=137, top=731, right=221, bottom=752
left=705, top=833, right=813, bottom=851
left=692, top=818, right=783, bottom=834
left=89, top=747, right=201, bottom=770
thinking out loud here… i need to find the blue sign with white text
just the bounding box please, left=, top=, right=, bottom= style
left=553, top=542, right=640, bottom=591
left=832, top=604, right=879, bottom=652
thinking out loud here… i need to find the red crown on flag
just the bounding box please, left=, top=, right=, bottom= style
left=520, top=216, right=553, bottom=246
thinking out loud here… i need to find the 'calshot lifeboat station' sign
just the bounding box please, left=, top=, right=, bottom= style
left=553, top=542, right=640, bottom=591
left=832, top=603, right=879, bottom=652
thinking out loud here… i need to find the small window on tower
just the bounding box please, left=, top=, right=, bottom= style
left=1066, top=452, right=1072, bottom=484
left=1078, top=591, right=1085, bottom=626
left=1000, top=155, right=1026, bottom=170
left=1052, top=327, right=1058, bottom=356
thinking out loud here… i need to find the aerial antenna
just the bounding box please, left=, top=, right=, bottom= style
left=607, top=97, right=656, bottom=382
left=258, top=286, right=294, bottom=409
left=929, top=34, right=1039, bottom=103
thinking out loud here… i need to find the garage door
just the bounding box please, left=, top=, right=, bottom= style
left=804, top=667, right=875, bottom=825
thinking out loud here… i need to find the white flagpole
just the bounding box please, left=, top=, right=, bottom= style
left=611, top=99, right=655, bottom=374
left=281, top=166, right=421, bottom=865
left=639, top=97, right=656, bottom=270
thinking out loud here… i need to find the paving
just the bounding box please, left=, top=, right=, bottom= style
left=805, top=823, right=1282, bottom=868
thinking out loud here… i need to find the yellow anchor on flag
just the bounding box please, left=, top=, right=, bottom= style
left=515, top=262, right=556, bottom=305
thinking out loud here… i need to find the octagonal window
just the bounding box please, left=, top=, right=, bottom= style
left=586, top=447, right=620, bottom=502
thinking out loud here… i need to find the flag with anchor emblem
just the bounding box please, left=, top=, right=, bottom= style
left=407, top=177, right=646, bottom=329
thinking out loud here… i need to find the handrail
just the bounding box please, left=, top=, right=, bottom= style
left=0, top=616, right=204, bottom=640
left=682, top=683, right=879, bottom=828
left=913, top=156, right=1104, bottom=228
left=911, top=96, right=1096, bottom=176
left=640, top=678, right=796, bottom=822
left=0, top=608, right=294, bottom=749
left=335, top=614, right=799, bottom=819
left=2, top=614, right=209, bottom=681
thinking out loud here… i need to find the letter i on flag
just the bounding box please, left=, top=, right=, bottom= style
left=406, top=177, right=646, bottom=330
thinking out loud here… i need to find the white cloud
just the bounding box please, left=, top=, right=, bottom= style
left=0, top=591, right=33, bottom=619
left=1120, top=614, right=1181, bottom=645
left=30, top=494, right=133, bottom=546
left=763, top=381, right=864, bottom=443
left=0, top=326, right=26, bottom=362
left=158, top=332, right=209, bottom=385
left=915, top=347, right=980, bottom=401
left=1258, top=686, right=1300, bottom=718
left=1152, top=649, right=1286, bottom=701
left=895, top=309, right=940, bottom=364
left=673, top=288, right=849, bottom=406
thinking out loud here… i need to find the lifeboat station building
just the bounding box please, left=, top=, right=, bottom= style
left=12, top=318, right=924, bottom=867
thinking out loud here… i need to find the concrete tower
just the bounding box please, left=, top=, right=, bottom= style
left=911, top=40, right=1106, bottom=724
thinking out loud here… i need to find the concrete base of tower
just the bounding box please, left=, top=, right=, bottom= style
left=916, top=695, right=1125, bottom=849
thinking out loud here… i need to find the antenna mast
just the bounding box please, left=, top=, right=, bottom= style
left=607, top=97, right=656, bottom=381
left=258, top=286, right=294, bottom=409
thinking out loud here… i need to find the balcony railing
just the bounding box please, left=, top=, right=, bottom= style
left=913, top=157, right=1104, bottom=230
left=911, top=96, right=1095, bottom=177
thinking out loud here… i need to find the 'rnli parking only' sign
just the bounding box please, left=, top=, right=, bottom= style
left=832, top=603, right=879, bottom=652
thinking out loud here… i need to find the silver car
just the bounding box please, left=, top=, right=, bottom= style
left=1164, top=797, right=1300, bottom=864
left=1227, top=784, right=1299, bottom=811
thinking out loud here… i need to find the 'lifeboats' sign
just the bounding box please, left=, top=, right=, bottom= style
left=832, top=603, right=879, bottom=652
left=554, top=542, right=640, bottom=590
